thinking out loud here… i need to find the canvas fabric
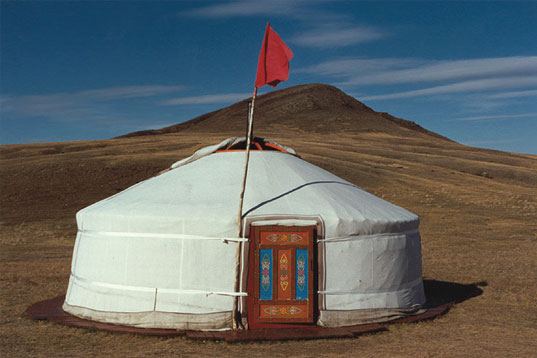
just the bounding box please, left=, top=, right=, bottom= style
left=64, top=142, right=425, bottom=330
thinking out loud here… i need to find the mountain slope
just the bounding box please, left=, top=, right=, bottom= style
left=119, top=83, right=449, bottom=140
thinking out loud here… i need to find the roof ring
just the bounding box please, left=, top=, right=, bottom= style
left=216, top=137, right=289, bottom=153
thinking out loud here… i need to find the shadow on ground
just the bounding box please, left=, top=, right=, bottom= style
left=423, top=279, right=486, bottom=308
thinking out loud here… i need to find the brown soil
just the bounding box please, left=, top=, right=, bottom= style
left=1, top=84, right=537, bottom=356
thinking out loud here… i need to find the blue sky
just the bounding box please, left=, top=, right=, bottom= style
left=1, top=1, right=536, bottom=154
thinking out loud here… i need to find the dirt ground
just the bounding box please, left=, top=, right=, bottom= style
left=1, top=131, right=537, bottom=357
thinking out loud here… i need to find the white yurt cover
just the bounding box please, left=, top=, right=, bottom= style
left=64, top=138, right=425, bottom=330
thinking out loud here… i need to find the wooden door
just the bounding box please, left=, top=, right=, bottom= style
left=247, top=225, right=316, bottom=329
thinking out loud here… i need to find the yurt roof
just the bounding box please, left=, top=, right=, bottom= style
left=77, top=137, right=418, bottom=238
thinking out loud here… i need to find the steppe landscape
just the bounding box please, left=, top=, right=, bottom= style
left=1, top=84, right=536, bottom=356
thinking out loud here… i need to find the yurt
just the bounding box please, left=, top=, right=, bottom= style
left=63, top=137, right=425, bottom=331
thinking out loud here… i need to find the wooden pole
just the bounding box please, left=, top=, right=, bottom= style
left=238, top=86, right=258, bottom=237
left=233, top=86, right=257, bottom=329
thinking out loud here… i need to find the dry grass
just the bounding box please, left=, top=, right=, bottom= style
left=1, top=131, right=537, bottom=357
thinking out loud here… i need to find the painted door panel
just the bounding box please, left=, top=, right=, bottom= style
left=247, top=225, right=316, bottom=329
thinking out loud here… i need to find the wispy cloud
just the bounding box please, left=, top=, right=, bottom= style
left=161, top=92, right=249, bottom=106
left=183, top=0, right=303, bottom=18
left=462, top=139, right=521, bottom=148
left=296, top=58, right=421, bottom=77
left=77, top=85, right=184, bottom=100
left=454, top=112, right=537, bottom=121
left=184, top=1, right=380, bottom=49
left=1, top=85, right=183, bottom=120
left=362, top=76, right=537, bottom=100
left=291, top=25, right=385, bottom=48
left=301, top=56, right=537, bottom=85
left=182, top=0, right=356, bottom=26
left=297, top=56, right=537, bottom=108
left=458, top=96, right=514, bottom=113
left=485, top=89, right=537, bottom=99
left=347, top=56, right=537, bottom=85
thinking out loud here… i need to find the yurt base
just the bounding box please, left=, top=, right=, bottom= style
left=25, top=296, right=451, bottom=342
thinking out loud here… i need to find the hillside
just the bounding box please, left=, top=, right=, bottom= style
left=119, top=83, right=449, bottom=140
left=1, top=84, right=536, bottom=356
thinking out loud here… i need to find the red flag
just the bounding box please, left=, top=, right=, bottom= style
left=255, top=23, right=294, bottom=88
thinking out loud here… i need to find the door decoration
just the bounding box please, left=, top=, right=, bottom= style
left=295, top=248, right=308, bottom=300
left=248, top=226, right=316, bottom=328
left=263, top=233, right=303, bottom=244
left=259, top=304, right=308, bottom=319
left=277, top=250, right=291, bottom=300
left=259, top=249, right=273, bottom=300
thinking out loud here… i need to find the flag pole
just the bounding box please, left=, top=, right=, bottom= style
left=238, top=85, right=258, bottom=235
left=233, top=85, right=257, bottom=330
left=232, top=21, right=292, bottom=330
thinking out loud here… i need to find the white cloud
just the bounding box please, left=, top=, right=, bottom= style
left=296, top=58, right=420, bottom=77
left=184, top=1, right=382, bottom=49
left=362, top=76, right=537, bottom=100
left=458, top=96, right=513, bottom=113
left=184, top=0, right=301, bottom=18
left=485, top=89, right=537, bottom=99
left=1, top=85, right=183, bottom=119
left=454, top=112, right=537, bottom=121
left=463, top=139, right=520, bottom=147
left=301, top=56, right=537, bottom=85
left=298, top=56, right=537, bottom=107
left=161, top=92, right=250, bottom=106
left=291, top=25, right=385, bottom=48
left=347, top=56, right=537, bottom=85
left=78, top=85, right=184, bottom=100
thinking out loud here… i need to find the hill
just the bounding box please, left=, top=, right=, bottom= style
left=1, top=84, right=536, bottom=356
left=118, top=83, right=449, bottom=140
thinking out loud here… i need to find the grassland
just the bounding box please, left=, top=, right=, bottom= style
left=1, top=130, right=536, bottom=357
